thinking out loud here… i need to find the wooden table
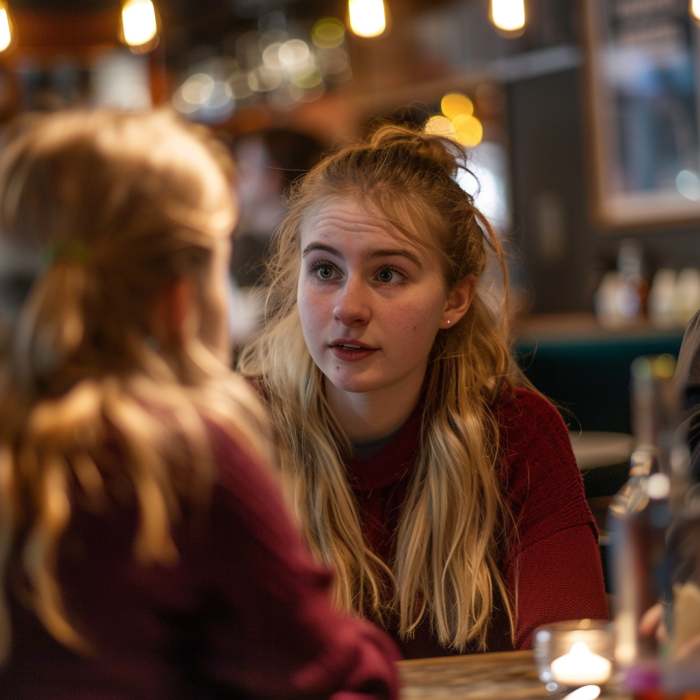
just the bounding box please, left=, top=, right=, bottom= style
left=398, top=650, right=631, bottom=699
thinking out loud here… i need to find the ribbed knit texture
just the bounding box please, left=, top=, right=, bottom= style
left=345, top=387, right=609, bottom=658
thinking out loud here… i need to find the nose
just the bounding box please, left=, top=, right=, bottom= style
left=333, top=275, right=370, bottom=327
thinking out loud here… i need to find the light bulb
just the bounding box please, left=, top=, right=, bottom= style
left=692, top=0, right=700, bottom=21
left=491, top=0, right=526, bottom=33
left=0, top=2, right=15, bottom=54
left=122, top=0, right=158, bottom=49
left=348, top=0, right=386, bottom=38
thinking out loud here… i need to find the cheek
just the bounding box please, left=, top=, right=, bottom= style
left=394, top=296, right=444, bottom=334
left=385, top=294, right=444, bottom=353
left=297, top=281, right=327, bottom=345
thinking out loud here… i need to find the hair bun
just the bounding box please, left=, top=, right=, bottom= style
left=367, top=123, right=463, bottom=179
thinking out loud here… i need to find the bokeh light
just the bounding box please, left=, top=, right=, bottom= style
left=692, top=0, right=700, bottom=21
left=453, top=114, right=483, bottom=147
left=491, top=0, right=525, bottom=32
left=121, top=0, right=158, bottom=47
left=312, top=18, right=346, bottom=48
left=348, top=0, right=387, bottom=38
left=0, top=4, right=11, bottom=52
left=279, top=39, right=310, bottom=67
left=441, top=92, right=474, bottom=120
left=425, top=116, right=455, bottom=138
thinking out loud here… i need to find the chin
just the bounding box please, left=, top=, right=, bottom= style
left=326, top=369, right=382, bottom=394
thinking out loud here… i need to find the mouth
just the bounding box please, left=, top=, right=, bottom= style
left=330, top=340, right=378, bottom=361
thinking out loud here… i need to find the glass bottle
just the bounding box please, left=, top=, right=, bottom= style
left=608, top=355, right=676, bottom=693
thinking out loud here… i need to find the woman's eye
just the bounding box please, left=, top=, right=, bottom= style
left=315, top=265, right=334, bottom=280
left=376, top=268, right=401, bottom=284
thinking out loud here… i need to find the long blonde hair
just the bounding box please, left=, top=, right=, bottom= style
left=0, top=109, right=271, bottom=664
left=239, top=124, right=527, bottom=651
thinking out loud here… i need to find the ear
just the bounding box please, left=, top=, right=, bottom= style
left=151, top=277, right=196, bottom=347
left=439, top=274, right=478, bottom=329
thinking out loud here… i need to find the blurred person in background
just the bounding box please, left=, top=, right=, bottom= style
left=675, top=309, right=700, bottom=482
left=225, top=130, right=326, bottom=347
left=0, top=109, right=399, bottom=699
left=239, top=124, right=609, bottom=658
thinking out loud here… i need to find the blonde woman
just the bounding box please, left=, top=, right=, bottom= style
left=239, top=124, right=608, bottom=658
left=0, top=110, right=399, bottom=698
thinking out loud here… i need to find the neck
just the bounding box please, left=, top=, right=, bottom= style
left=325, top=367, right=426, bottom=443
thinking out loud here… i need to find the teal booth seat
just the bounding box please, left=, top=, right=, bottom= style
left=514, top=316, right=684, bottom=594
left=515, top=317, right=685, bottom=436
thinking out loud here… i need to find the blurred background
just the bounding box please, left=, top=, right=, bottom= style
left=0, top=0, right=698, bottom=455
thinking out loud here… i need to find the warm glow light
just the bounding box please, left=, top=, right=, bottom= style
left=424, top=116, right=454, bottom=138
left=550, top=642, right=612, bottom=687
left=563, top=686, right=601, bottom=700
left=491, top=0, right=526, bottom=32
left=0, top=8, right=11, bottom=52
left=312, top=17, right=345, bottom=48
left=348, top=0, right=386, bottom=38
left=122, top=0, right=158, bottom=47
left=441, top=92, right=474, bottom=120
left=453, top=114, right=483, bottom=147
left=692, top=0, right=700, bottom=21
left=279, top=39, right=310, bottom=66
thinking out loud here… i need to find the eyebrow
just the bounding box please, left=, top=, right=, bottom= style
left=302, top=243, right=423, bottom=269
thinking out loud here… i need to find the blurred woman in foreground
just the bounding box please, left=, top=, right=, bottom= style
left=0, top=110, right=399, bottom=699
left=239, top=124, right=609, bottom=658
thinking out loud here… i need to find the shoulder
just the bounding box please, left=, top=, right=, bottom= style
left=204, top=417, right=281, bottom=515
left=496, top=385, right=565, bottom=422
left=495, top=386, right=572, bottom=462
left=494, top=387, right=593, bottom=546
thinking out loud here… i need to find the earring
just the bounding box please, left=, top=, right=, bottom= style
left=447, top=320, right=451, bottom=325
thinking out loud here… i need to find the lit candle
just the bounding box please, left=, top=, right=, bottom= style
left=550, top=642, right=612, bottom=686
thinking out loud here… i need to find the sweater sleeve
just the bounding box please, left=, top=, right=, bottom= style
left=499, top=389, right=609, bottom=648
left=192, top=422, right=401, bottom=699
left=513, top=524, right=609, bottom=649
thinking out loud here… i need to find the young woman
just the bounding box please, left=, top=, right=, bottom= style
left=0, top=110, right=399, bottom=699
left=239, top=124, right=609, bottom=658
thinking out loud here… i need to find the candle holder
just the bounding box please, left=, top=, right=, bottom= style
left=534, top=619, right=615, bottom=693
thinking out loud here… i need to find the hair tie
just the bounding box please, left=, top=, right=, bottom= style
left=40, top=240, right=91, bottom=269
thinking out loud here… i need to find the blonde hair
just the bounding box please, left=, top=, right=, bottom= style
left=239, top=124, right=527, bottom=651
left=0, top=109, right=271, bottom=663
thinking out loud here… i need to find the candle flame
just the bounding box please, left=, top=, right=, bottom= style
left=550, top=641, right=612, bottom=687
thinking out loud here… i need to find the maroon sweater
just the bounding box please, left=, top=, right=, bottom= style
left=0, top=420, right=400, bottom=700
left=347, top=387, right=609, bottom=659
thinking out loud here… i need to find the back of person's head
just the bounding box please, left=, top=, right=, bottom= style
left=0, top=109, right=236, bottom=393
left=0, top=109, right=269, bottom=662
left=239, top=123, right=522, bottom=652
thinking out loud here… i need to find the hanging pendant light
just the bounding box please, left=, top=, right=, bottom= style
left=121, top=0, right=160, bottom=53
left=0, top=1, right=17, bottom=54
left=691, top=0, right=700, bottom=21
left=490, top=0, right=526, bottom=34
left=348, top=0, right=387, bottom=38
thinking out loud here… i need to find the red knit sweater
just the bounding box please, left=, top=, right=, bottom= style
left=346, top=387, right=609, bottom=659
left=0, top=420, right=400, bottom=699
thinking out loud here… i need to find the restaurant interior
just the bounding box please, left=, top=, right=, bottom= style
left=1, top=0, right=700, bottom=698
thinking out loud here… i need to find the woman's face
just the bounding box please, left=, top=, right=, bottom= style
left=297, top=196, right=461, bottom=398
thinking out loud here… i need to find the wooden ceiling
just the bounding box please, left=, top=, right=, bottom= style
left=11, top=0, right=455, bottom=21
